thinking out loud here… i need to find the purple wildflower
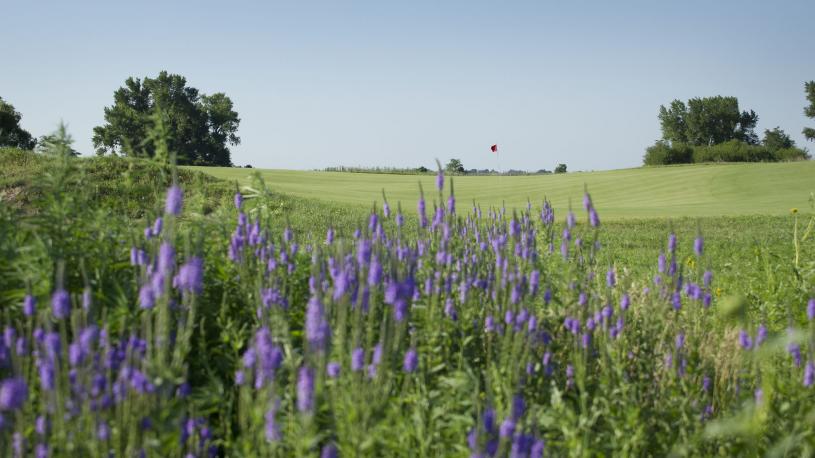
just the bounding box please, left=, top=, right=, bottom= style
left=51, top=289, right=70, bottom=320
left=296, top=366, right=315, bottom=413
left=755, top=324, right=768, bottom=347
left=265, top=406, right=281, bottom=441
left=234, top=192, right=243, bottom=209
left=620, top=293, right=630, bottom=311
left=403, top=348, right=418, bottom=373
left=738, top=330, right=752, bottom=350
left=138, top=284, right=155, bottom=310
left=499, top=418, right=516, bottom=438
left=351, top=348, right=364, bottom=372
left=23, top=295, right=36, bottom=317
left=808, top=298, right=815, bottom=321
left=672, top=292, right=681, bottom=311
left=694, top=236, right=704, bottom=256
left=97, top=421, right=110, bottom=441
left=158, top=241, right=176, bottom=270
left=589, top=207, right=600, bottom=227
left=0, top=378, right=28, bottom=410
left=675, top=332, right=685, bottom=350
left=606, top=269, right=616, bottom=287
left=326, top=362, right=341, bottom=378
left=668, top=233, right=677, bottom=253
left=703, top=270, right=713, bottom=287
left=805, top=361, right=815, bottom=387
left=174, top=256, right=204, bottom=294
left=165, top=185, right=183, bottom=216
left=321, top=444, right=338, bottom=458
left=305, top=296, right=330, bottom=352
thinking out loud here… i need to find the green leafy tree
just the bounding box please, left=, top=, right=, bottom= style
left=38, top=122, right=78, bottom=157
left=554, top=163, right=567, bottom=173
left=658, top=96, right=758, bottom=146
left=804, top=81, right=815, bottom=142
left=657, top=100, right=689, bottom=144
left=92, top=71, right=240, bottom=166
left=0, top=96, right=36, bottom=149
left=445, top=158, right=464, bottom=173
left=762, top=127, right=795, bottom=152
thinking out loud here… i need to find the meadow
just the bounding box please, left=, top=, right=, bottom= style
left=189, top=161, right=815, bottom=219
left=1, top=147, right=814, bottom=457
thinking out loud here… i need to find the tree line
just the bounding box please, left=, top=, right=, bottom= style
left=644, top=84, right=815, bottom=165
left=4, top=75, right=815, bottom=168
left=1, top=71, right=240, bottom=166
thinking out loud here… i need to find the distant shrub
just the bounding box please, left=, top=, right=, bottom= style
left=554, top=163, right=567, bottom=173
left=773, top=147, right=811, bottom=161
left=643, top=141, right=693, bottom=165
left=692, top=140, right=773, bottom=163
left=644, top=139, right=809, bottom=165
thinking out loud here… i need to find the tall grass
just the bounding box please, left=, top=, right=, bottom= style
left=0, top=139, right=814, bottom=456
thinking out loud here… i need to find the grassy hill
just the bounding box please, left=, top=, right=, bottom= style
left=190, top=161, right=815, bottom=219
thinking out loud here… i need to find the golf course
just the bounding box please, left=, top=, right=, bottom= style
left=191, top=160, right=815, bottom=219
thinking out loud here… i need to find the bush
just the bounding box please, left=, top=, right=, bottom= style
left=643, top=141, right=693, bottom=165
left=554, top=163, right=567, bottom=173
left=692, top=140, right=773, bottom=163
left=774, top=147, right=811, bottom=161
left=644, top=139, right=810, bottom=165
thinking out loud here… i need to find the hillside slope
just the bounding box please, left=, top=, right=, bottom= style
left=191, top=161, right=815, bottom=219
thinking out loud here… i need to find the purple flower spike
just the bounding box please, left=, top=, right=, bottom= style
left=807, top=298, right=815, bottom=321
left=351, top=348, right=364, bottom=372
left=403, top=348, right=418, bottom=373
left=668, top=233, right=677, bottom=253
left=174, top=256, right=204, bottom=294
left=51, top=289, right=70, bottom=320
left=436, top=170, right=444, bottom=191
left=589, top=207, right=600, bottom=227
left=321, top=444, right=338, bottom=458
left=499, top=418, right=516, bottom=438
left=738, top=330, right=752, bottom=350
left=0, top=378, right=28, bottom=410
left=326, top=362, right=341, bottom=378
left=694, top=236, right=704, bottom=256
left=805, top=361, right=815, bottom=387
left=165, top=185, right=183, bottom=216
left=23, top=295, right=36, bottom=317
left=296, top=366, right=315, bottom=413
left=606, top=269, right=616, bottom=288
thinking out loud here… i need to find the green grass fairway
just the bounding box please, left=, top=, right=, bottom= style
left=188, top=161, right=815, bottom=219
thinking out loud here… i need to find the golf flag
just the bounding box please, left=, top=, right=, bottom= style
left=491, top=144, right=498, bottom=153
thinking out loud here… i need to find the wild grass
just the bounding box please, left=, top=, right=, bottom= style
left=0, top=145, right=814, bottom=456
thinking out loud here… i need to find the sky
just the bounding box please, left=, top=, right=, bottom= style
left=2, top=0, right=814, bottom=171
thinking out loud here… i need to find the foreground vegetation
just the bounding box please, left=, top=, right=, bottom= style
left=1, top=147, right=814, bottom=456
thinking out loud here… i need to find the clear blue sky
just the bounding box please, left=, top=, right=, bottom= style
left=2, top=0, right=813, bottom=171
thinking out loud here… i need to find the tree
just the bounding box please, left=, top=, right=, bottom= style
left=92, top=71, right=240, bottom=166
left=657, top=100, right=689, bottom=144
left=762, top=127, right=795, bottom=151
left=37, top=122, right=77, bottom=157
left=0, top=96, right=36, bottom=149
left=658, top=96, right=758, bottom=146
left=804, top=81, right=815, bottom=142
left=445, top=158, right=464, bottom=173
left=554, top=163, right=567, bottom=173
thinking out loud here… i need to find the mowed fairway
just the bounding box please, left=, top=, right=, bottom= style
left=189, top=161, right=815, bottom=219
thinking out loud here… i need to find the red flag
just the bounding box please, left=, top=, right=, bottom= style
left=490, top=144, right=498, bottom=153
